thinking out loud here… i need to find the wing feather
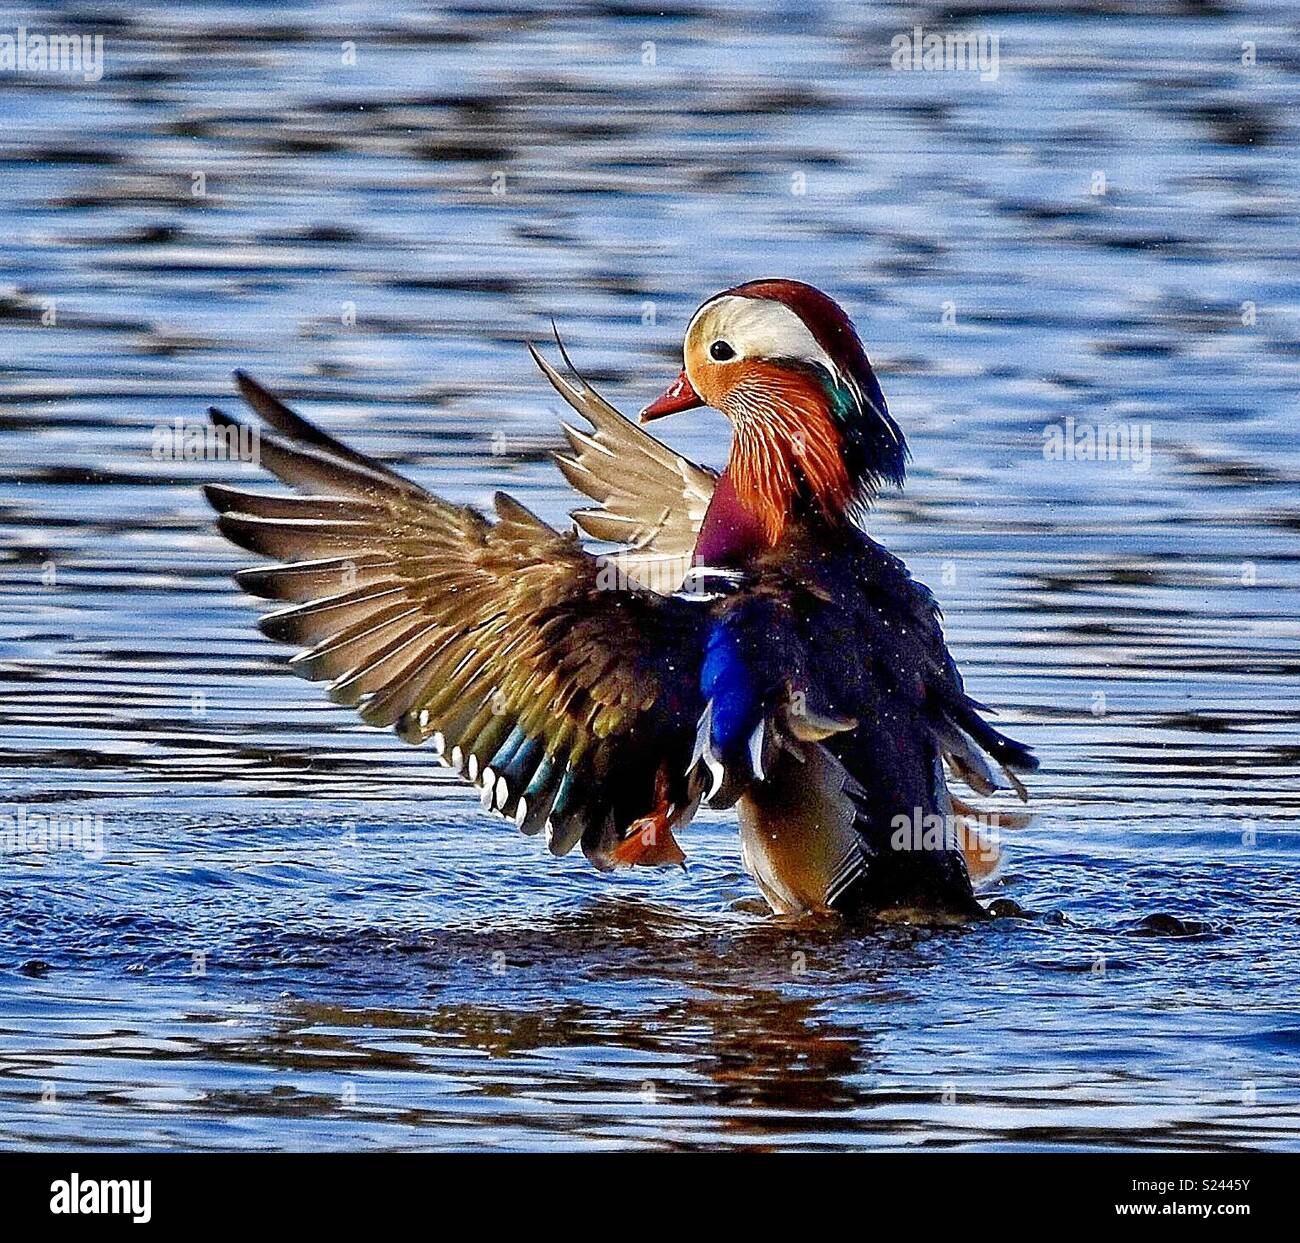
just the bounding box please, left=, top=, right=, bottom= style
left=529, top=338, right=714, bottom=595
left=206, top=374, right=708, bottom=869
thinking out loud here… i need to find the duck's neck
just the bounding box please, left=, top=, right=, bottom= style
left=694, top=469, right=770, bottom=568
left=693, top=444, right=853, bottom=572
left=723, top=369, right=857, bottom=547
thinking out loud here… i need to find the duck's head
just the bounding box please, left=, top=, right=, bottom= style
left=642, top=279, right=906, bottom=544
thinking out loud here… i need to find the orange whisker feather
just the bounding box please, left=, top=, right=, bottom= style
left=726, top=365, right=853, bottom=543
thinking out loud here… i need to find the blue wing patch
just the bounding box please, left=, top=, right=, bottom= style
left=700, top=617, right=763, bottom=761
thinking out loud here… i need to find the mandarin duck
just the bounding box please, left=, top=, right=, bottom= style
left=205, top=280, right=1035, bottom=921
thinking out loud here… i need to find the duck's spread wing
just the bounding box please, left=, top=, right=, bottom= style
left=205, top=372, right=708, bottom=869
left=530, top=341, right=715, bottom=596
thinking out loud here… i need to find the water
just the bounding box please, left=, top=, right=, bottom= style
left=2, top=0, right=1299, bottom=1151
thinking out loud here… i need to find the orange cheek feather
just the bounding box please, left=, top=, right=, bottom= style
left=723, top=362, right=853, bottom=544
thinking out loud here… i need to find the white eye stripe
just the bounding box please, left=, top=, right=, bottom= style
left=685, top=292, right=899, bottom=450
left=687, top=295, right=841, bottom=377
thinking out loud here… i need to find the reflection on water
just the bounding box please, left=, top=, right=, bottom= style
left=2, top=0, right=1300, bottom=1150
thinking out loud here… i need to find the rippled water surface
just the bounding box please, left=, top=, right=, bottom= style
left=2, top=0, right=1300, bottom=1150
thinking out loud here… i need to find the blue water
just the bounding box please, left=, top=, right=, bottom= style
left=1, top=0, right=1299, bottom=1150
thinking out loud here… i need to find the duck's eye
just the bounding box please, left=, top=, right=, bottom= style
left=709, top=340, right=736, bottom=362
